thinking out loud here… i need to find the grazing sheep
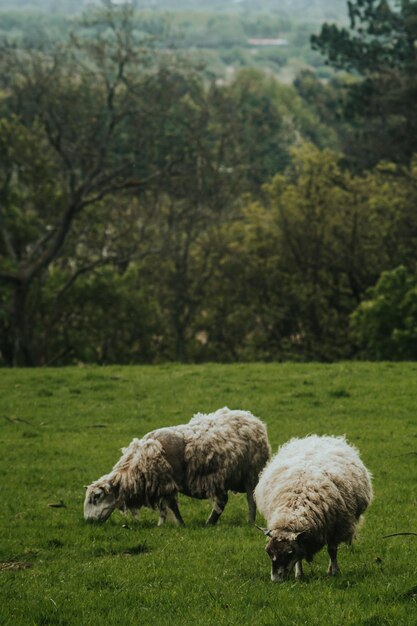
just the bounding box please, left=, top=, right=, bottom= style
left=254, top=435, right=373, bottom=581
left=84, top=407, right=271, bottom=526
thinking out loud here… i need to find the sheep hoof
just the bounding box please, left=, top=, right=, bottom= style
left=327, top=567, right=340, bottom=576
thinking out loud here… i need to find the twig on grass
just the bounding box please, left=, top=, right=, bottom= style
left=48, top=500, right=67, bottom=508
left=382, top=532, right=417, bottom=538
left=2, top=415, right=36, bottom=427
left=392, top=452, right=417, bottom=458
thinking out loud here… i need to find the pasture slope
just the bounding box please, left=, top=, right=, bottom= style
left=0, top=362, right=416, bottom=626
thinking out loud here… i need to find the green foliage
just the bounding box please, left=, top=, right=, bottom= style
left=0, top=362, right=416, bottom=625
left=192, top=145, right=417, bottom=362
left=225, top=68, right=292, bottom=187
left=312, top=0, right=417, bottom=168
left=3, top=126, right=417, bottom=364
left=1, top=4, right=417, bottom=366
left=0, top=116, right=65, bottom=263
left=293, top=69, right=346, bottom=147
left=351, top=265, right=417, bottom=360
left=33, top=266, right=161, bottom=365
left=1, top=8, right=293, bottom=365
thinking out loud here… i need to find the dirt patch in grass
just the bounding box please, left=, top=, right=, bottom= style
left=122, top=543, right=150, bottom=556
left=0, top=561, right=33, bottom=572
left=328, top=388, right=351, bottom=398
left=93, top=543, right=150, bottom=558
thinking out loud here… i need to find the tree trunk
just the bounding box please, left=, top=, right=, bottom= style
left=175, top=326, right=187, bottom=363
left=12, top=281, right=32, bottom=367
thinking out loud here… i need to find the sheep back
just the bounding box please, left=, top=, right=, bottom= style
left=183, top=407, right=271, bottom=499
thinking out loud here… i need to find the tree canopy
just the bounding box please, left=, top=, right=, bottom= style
left=1, top=2, right=417, bottom=365
left=312, top=0, right=417, bottom=168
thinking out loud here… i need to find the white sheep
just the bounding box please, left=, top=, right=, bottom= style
left=254, top=435, right=373, bottom=581
left=84, top=407, right=271, bottom=526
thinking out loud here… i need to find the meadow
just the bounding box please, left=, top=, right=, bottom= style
left=0, top=362, right=416, bottom=625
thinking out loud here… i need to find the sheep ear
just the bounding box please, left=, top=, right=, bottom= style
left=290, top=530, right=306, bottom=541
left=84, top=485, right=89, bottom=490
left=255, top=524, right=272, bottom=537
left=103, top=483, right=113, bottom=495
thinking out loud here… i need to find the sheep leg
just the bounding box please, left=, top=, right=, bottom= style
left=295, top=560, right=304, bottom=579
left=167, top=497, right=185, bottom=527
left=245, top=486, right=256, bottom=524
left=327, top=544, right=340, bottom=576
left=207, top=493, right=228, bottom=525
left=157, top=503, right=167, bottom=527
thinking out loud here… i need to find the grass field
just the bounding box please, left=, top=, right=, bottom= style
left=0, top=363, right=416, bottom=625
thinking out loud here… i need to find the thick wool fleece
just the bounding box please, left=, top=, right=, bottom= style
left=90, top=407, right=270, bottom=512
left=254, top=435, right=373, bottom=546
left=112, top=438, right=180, bottom=508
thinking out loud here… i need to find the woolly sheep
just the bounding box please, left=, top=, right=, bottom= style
left=254, top=435, right=373, bottom=581
left=84, top=407, right=271, bottom=526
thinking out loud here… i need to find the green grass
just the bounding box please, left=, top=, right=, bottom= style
left=0, top=363, right=416, bottom=625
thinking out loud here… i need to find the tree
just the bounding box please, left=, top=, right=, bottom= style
left=293, top=69, right=345, bottom=149
left=0, top=4, right=191, bottom=365
left=350, top=265, right=417, bottom=359
left=225, top=69, right=292, bottom=191
left=311, top=0, right=417, bottom=168
left=197, top=144, right=417, bottom=361
left=127, top=76, right=261, bottom=363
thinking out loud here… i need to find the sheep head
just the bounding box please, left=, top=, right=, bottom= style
left=84, top=480, right=117, bottom=523
left=265, top=532, right=304, bottom=582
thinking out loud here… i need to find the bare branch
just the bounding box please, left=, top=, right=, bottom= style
left=382, top=532, right=417, bottom=538
left=55, top=258, right=111, bottom=302
left=21, top=199, right=80, bottom=283
left=77, top=170, right=162, bottom=210
left=26, top=228, right=57, bottom=264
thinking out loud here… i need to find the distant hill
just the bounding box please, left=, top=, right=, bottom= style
left=0, top=0, right=348, bottom=84
left=0, top=0, right=348, bottom=21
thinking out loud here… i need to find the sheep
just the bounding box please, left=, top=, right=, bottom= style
left=84, top=407, right=271, bottom=526
left=254, top=435, right=373, bottom=581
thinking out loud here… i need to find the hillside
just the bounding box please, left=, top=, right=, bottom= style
left=0, top=0, right=348, bottom=20
left=0, top=0, right=348, bottom=82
